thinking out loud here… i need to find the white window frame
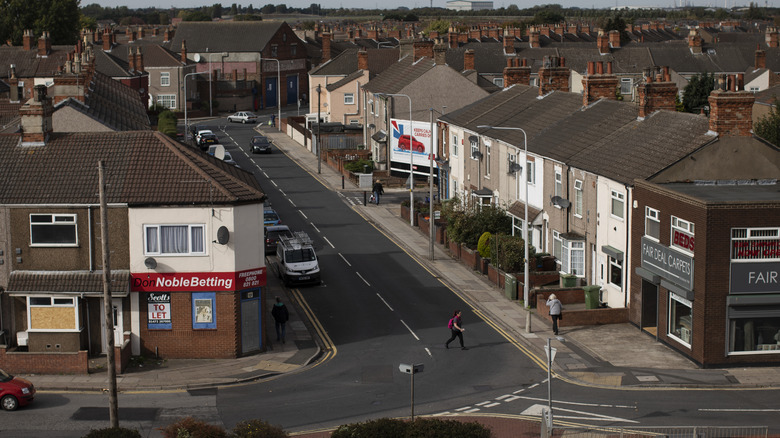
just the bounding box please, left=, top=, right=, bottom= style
left=144, top=224, right=206, bottom=256
left=671, top=216, right=695, bottom=255
left=731, top=227, right=780, bottom=262
left=470, top=138, right=479, bottom=160
left=493, top=77, right=504, bottom=87
left=608, top=256, right=623, bottom=290
left=485, top=140, right=491, bottom=176
left=452, top=134, right=458, bottom=157
left=611, top=190, right=625, bottom=220
left=620, top=77, right=632, bottom=95
left=668, top=293, right=693, bottom=347
left=344, top=93, right=355, bottom=105
left=30, top=213, right=78, bottom=247
left=527, top=159, right=535, bottom=185
left=574, top=179, right=583, bottom=217
left=561, top=238, right=585, bottom=277
left=27, top=295, right=79, bottom=332
left=160, top=72, right=170, bottom=87
left=553, top=230, right=562, bottom=264
left=555, top=168, right=562, bottom=197
left=157, top=94, right=176, bottom=109
left=645, top=206, right=660, bottom=241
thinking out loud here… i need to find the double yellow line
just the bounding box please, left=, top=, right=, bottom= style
left=288, top=288, right=337, bottom=363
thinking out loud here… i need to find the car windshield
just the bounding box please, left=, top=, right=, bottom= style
left=0, top=369, right=12, bottom=382
left=264, top=212, right=279, bottom=221
left=252, top=137, right=269, bottom=145
left=285, top=248, right=316, bottom=263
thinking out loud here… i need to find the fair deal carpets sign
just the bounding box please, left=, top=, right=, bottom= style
left=641, top=237, right=694, bottom=291
left=131, top=268, right=265, bottom=292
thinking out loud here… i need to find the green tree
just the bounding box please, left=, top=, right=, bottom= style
left=713, top=8, right=730, bottom=20
left=681, top=72, right=716, bottom=114
left=745, top=1, right=765, bottom=20
left=158, top=12, right=169, bottom=25
left=0, top=0, right=81, bottom=46
left=276, top=3, right=287, bottom=13
left=183, top=10, right=212, bottom=21
left=212, top=3, right=222, bottom=18
left=755, top=97, right=780, bottom=147
left=531, top=7, right=564, bottom=24
left=230, top=3, right=237, bottom=15
left=427, top=19, right=450, bottom=35
left=247, top=4, right=254, bottom=14
left=261, top=3, right=276, bottom=13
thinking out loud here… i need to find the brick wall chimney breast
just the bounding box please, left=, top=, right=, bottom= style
left=708, top=74, right=755, bottom=137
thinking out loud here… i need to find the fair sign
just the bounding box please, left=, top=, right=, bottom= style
left=131, top=267, right=266, bottom=292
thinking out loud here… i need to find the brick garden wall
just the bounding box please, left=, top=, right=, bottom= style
left=0, top=346, right=89, bottom=374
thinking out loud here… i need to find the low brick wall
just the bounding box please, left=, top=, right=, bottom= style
left=0, top=345, right=89, bottom=374
left=460, top=245, right=479, bottom=271
left=116, top=338, right=131, bottom=374
left=535, top=289, right=628, bottom=327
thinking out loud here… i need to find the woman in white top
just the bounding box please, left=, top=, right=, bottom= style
left=546, top=294, right=562, bottom=335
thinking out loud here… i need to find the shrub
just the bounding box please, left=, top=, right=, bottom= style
left=331, top=417, right=492, bottom=437
left=344, top=159, right=373, bottom=173
left=231, top=419, right=288, bottom=438
left=157, top=109, right=178, bottom=139
left=159, top=417, right=227, bottom=438
left=477, top=231, right=492, bottom=259
left=83, top=427, right=142, bottom=438
left=493, top=234, right=535, bottom=273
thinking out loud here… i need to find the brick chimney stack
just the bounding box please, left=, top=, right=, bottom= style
left=136, top=47, right=144, bottom=72
left=503, top=57, right=531, bottom=87
left=103, top=28, right=112, bottom=51
left=637, top=66, right=678, bottom=118
left=766, top=27, right=779, bottom=48
left=20, top=85, right=54, bottom=146
left=367, top=26, right=378, bottom=39
left=755, top=44, right=766, bottom=69
left=433, top=38, right=447, bottom=65
left=321, top=32, right=332, bottom=63
left=164, top=27, right=171, bottom=42
left=23, top=29, right=34, bottom=50
left=9, top=65, right=20, bottom=102
left=413, top=39, right=434, bottom=61
left=582, top=60, right=619, bottom=106
left=357, top=49, right=368, bottom=70
left=538, top=56, right=569, bottom=95
left=463, top=49, right=475, bottom=71
left=708, top=74, right=755, bottom=137
left=597, top=30, right=609, bottom=54
left=128, top=46, right=136, bottom=71
left=528, top=27, right=540, bottom=48
left=181, top=40, right=187, bottom=63
left=503, top=28, right=515, bottom=55
left=608, top=29, right=621, bottom=48
left=688, top=28, right=702, bottom=54
left=38, top=31, right=51, bottom=57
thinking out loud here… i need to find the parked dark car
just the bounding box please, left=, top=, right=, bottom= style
left=0, top=368, right=35, bottom=411
left=198, top=133, right=219, bottom=150
left=250, top=135, right=272, bottom=154
left=264, top=225, right=292, bottom=253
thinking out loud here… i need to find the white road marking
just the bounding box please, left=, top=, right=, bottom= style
left=338, top=253, right=351, bottom=266
left=521, top=404, right=638, bottom=423
left=323, top=236, right=334, bottom=248
left=400, top=320, right=419, bottom=340
left=476, top=401, right=491, bottom=406
left=271, top=180, right=278, bottom=187
left=375, top=293, right=393, bottom=311
left=516, top=395, right=635, bottom=409
left=700, top=408, right=780, bottom=412
left=464, top=408, right=481, bottom=413
left=310, top=223, right=320, bottom=233
left=356, top=272, right=370, bottom=286
left=278, top=189, right=286, bottom=196
left=298, top=210, right=308, bottom=219
left=454, top=407, right=471, bottom=412
left=425, top=348, right=432, bottom=357
left=497, top=395, right=521, bottom=402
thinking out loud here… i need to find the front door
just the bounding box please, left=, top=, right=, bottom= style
left=265, top=77, right=277, bottom=109
left=286, top=75, right=298, bottom=105
left=100, top=298, right=124, bottom=353
left=641, top=280, right=658, bottom=337
left=240, top=290, right=262, bottom=354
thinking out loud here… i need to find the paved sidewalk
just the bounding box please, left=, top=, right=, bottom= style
left=22, top=120, right=780, bottom=395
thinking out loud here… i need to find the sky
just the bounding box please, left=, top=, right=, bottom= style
left=88, top=0, right=779, bottom=12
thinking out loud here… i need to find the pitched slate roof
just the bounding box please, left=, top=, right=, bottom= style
left=0, top=45, right=71, bottom=79
left=93, top=49, right=135, bottom=77
left=362, top=56, right=436, bottom=94
left=648, top=41, right=755, bottom=74
left=169, top=21, right=288, bottom=53
left=8, top=270, right=130, bottom=295
left=0, top=131, right=265, bottom=205
left=312, top=47, right=401, bottom=79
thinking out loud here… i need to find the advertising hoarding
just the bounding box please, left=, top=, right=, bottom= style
left=389, top=119, right=438, bottom=169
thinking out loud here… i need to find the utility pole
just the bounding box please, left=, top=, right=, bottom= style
left=317, top=84, right=322, bottom=174
left=99, top=160, right=119, bottom=428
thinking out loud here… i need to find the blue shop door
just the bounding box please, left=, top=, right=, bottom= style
left=265, top=78, right=277, bottom=108
left=287, top=76, right=298, bottom=105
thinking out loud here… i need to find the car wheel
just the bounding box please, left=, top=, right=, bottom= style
left=1, top=395, right=19, bottom=411
left=243, top=119, right=248, bottom=124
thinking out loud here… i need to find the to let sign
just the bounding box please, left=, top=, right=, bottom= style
left=147, top=292, right=171, bottom=329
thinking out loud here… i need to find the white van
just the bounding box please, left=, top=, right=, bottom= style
left=275, top=231, right=320, bottom=286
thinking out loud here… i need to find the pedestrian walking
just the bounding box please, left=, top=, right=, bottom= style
left=445, top=310, right=467, bottom=350
left=546, top=294, right=562, bottom=335
left=271, top=296, right=289, bottom=343
left=270, top=114, right=276, bottom=127
left=371, top=180, right=384, bottom=205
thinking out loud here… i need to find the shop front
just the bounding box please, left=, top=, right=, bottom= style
left=131, top=267, right=266, bottom=359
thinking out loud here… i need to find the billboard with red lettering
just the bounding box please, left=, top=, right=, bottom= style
left=131, top=267, right=266, bottom=292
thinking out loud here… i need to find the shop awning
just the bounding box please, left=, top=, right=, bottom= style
left=7, top=270, right=130, bottom=297
left=602, top=245, right=624, bottom=262
left=661, top=279, right=694, bottom=302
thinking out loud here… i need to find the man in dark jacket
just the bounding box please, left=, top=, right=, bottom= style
left=372, top=180, right=384, bottom=205
left=271, top=296, right=290, bottom=343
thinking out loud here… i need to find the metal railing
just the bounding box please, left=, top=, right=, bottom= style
left=548, top=425, right=769, bottom=437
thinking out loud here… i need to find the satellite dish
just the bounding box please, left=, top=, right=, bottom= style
left=144, top=257, right=157, bottom=269
left=551, top=196, right=571, bottom=209
left=217, top=226, right=230, bottom=245
left=193, top=53, right=201, bottom=62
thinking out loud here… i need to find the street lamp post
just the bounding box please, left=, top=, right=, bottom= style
left=477, top=125, right=531, bottom=333
left=429, top=108, right=435, bottom=260
left=208, top=52, right=227, bottom=117
left=264, top=58, right=281, bottom=131
left=184, top=71, right=209, bottom=141
left=545, top=336, right=566, bottom=435
left=316, top=84, right=321, bottom=174
left=377, top=93, right=414, bottom=226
